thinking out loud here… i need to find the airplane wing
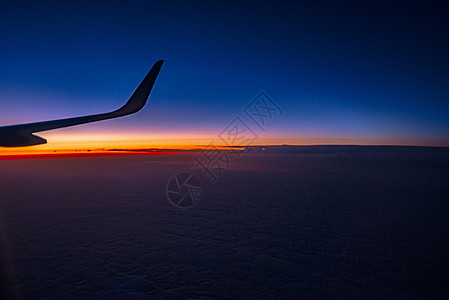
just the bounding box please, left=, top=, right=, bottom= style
left=0, top=60, right=163, bottom=147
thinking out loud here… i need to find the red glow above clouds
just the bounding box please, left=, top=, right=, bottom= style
left=1, top=128, right=447, bottom=160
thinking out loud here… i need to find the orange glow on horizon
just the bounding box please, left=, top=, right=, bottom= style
left=1, top=131, right=448, bottom=159
left=0, top=131, right=216, bottom=156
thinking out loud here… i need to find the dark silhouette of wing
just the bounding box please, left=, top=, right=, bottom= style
left=0, top=60, right=163, bottom=147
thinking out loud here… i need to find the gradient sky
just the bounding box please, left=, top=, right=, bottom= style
left=1, top=0, right=448, bottom=153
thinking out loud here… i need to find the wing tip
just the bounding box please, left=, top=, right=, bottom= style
left=113, top=60, right=164, bottom=116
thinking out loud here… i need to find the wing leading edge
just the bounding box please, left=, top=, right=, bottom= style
left=0, top=60, right=163, bottom=147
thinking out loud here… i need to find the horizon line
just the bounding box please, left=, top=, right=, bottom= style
left=1, top=143, right=448, bottom=161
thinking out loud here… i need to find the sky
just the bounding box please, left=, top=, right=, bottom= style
left=0, top=0, right=448, bottom=154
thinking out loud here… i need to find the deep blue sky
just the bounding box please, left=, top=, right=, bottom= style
left=1, top=0, right=448, bottom=147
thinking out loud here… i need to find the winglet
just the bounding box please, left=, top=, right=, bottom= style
left=113, top=60, right=164, bottom=116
